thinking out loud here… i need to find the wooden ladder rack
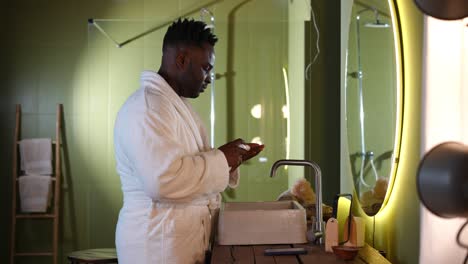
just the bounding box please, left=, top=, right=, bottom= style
left=10, top=104, right=63, bottom=264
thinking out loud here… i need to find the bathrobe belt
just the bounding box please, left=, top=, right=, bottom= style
left=122, top=193, right=221, bottom=210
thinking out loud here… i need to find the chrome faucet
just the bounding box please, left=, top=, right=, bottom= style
left=270, top=159, right=324, bottom=244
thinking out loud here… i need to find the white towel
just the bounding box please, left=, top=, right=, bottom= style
left=19, top=138, right=53, bottom=175
left=18, top=175, right=52, bottom=213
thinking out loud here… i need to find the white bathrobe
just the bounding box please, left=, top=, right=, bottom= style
left=114, top=71, right=239, bottom=264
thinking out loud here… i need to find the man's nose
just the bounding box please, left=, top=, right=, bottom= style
left=205, top=74, right=212, bottom=84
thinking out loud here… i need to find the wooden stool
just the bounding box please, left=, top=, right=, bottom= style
left=67, top=248, right=118, bottom=263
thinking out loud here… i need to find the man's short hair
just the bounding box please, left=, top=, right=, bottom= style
left=163, top=18, right=218, bottom=51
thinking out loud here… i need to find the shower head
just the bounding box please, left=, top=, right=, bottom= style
left=357, top=7, right=391, bottom=29
left=366, top=10, right=390, bottom=28
left=365, top=20, right=390, bottom=28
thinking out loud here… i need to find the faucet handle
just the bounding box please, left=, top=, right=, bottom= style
left=307, top=216, right=324, bottom=244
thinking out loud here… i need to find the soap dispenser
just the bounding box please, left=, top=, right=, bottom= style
left=325, top=217, right=339, bottom=252
left=343, top=216, right=365, bottom=247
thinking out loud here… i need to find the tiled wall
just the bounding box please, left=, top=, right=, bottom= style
left=0, top=0, right=320, bottom=263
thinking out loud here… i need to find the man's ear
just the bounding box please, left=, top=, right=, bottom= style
left=175, top=50, right=189, bottom=70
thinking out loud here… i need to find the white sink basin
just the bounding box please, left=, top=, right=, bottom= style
left=217, top=201, right=307, bottom=245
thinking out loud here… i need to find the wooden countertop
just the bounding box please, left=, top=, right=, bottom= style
left=210, top=243, right=391, bottom=264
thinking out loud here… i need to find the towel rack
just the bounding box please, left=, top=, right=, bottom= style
left=10, top=104, right=63, bottom=264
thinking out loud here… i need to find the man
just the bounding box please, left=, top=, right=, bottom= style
left=113, top=18, right=264, bottom=263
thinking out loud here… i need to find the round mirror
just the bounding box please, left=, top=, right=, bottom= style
left=345, top=0, right=402, bottom=216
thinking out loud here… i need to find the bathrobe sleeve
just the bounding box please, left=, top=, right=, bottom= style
left=120, top=94, right=231, bottom=203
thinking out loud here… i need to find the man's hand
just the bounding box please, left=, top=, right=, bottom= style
left=241, top=143, right=265, bottom=162
left=218, top=138, right=265, bottom=172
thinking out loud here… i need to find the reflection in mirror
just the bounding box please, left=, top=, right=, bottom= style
left=345, top=0, right=402, bottom=216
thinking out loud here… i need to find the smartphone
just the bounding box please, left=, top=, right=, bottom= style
left=264, top=247, right=307, bottom=256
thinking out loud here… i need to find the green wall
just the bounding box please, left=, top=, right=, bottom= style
left=1, top=0, right=323, bottom=263
left=218, top=0, right=290, bottom=202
